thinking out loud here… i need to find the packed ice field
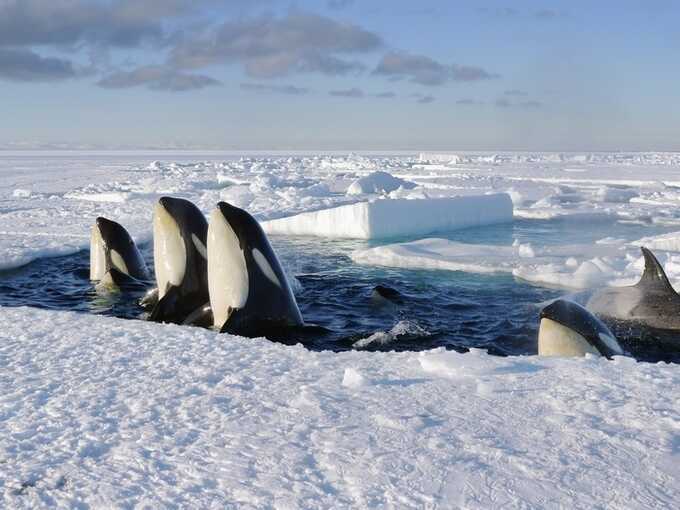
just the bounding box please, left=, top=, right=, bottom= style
left=1, top=151, right=679, bottom=507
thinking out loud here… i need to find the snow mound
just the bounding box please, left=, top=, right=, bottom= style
left=65, top=191, right=135, bottom=203
left=261, top=194, right=513, bottom=240
left=346, top=171, right=416, bottom=195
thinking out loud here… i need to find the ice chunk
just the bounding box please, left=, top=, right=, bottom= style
left=261, top=194, right=513, bottom=240
left=353, top=321, right=431, bottom=349
left=596, top=186, right=638, bottom=203
left=352, top=239, right=520, bottom=274
left=418, top=153, right=462, bottom=165
left=633, top=231, right=680, bottom=252
left=12, top=188, right=31, bottom=198
left=342, top=368, right=367, bottom=388
left=346, top=171, right=416, bottom=195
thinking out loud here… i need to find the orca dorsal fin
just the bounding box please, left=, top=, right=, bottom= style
left=637, top=246, right=675, bottom=292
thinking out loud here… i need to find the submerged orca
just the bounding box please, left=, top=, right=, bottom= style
left=587, top=247, right=680, bottom=333
left=371, top=285, right=403, bottom=305
left=207, top=201, right=303, bottom=336
left=90, top=217, right=149, bottom=289
left=148, top=196, right=210, bottom=324
left=538, top=299, right=623, bottom=358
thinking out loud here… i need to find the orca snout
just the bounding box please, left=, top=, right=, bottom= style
left=95, top=216, right=128, bottom=243
left=96, top=216, right=115, bottom=232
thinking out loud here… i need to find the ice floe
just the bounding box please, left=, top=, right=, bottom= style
left=262, top=194, right=513, bottom=239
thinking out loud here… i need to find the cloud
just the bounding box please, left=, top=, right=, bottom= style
left=495, top=98, right=544, bottom=109
left=519, top=100, right=543, bottom=109
left=0, top=0, right=194, bottom=48
left=240, top=83, right=309, bottom=95
left=457, top=98, right=484, bottom=105
left=97, top=66, right=220, bottom=91
left=504, top=89, right=528, bottom=96
left=0, top=48, right=76, bottom=82
left=328, top=0, right=354, bottom=9
left=373, top=51, right=498, bottom=86
left=411, top=93, right=435, bottom=104
left=296, top=53, right=365, bottom=76
left=329, top=87, right=364, bottom=98
left=374, top=91, right=395, bottom=98
left=172, top=12, right=382, bottom=78
left=535, top=9, right=559, bottom=19
left=477, top=7, right=518, bottom=17
left=417, top=95, right=435, bottom=104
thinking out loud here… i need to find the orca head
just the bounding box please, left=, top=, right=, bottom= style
left=208, top=201, right=303, bottom=331
left=90, top=217, right=148, bottom=281
left=153, top=197, right=207, bottom=298
left=538, top=299, right=623, bottom=358
left=207, top=202, right=251, bottom=329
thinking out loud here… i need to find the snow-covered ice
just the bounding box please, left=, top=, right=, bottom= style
left=1, top=307, right=678, bottom=508
left=351, top=236, right=673, bottom=290
left=1, top=150, right=680, bottom=507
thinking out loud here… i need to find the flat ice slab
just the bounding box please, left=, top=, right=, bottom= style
left=352, top=238, right=524, bottom=274
left=261, top=193, right=513, bottom=239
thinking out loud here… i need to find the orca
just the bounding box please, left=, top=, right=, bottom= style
left=539, top=299, right=624, bottom=358
left=207, top=201, right=303, bottom=336
left=371, top=285, right=403, bottom=305
left=587, top=247, right=680, bottom=332
left=149, top=196, right=210, bottom=324
left=90, top=216, right=149, bottom=289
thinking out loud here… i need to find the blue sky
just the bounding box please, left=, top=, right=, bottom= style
left=1, top=0, right=678, bottom=150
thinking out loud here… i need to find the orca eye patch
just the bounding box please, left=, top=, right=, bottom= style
left=252, top=248, right=281, bottom=288
left=192, top=234, right=207, bottom=259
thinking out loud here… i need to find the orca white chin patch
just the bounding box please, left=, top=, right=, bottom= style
left=153, top=202, right=187, bottom=298
left=538, top=318, right=600, bottom=357
left=90, top=224, right=107, bottom=281
left=208, top=208, right=249, bottom=329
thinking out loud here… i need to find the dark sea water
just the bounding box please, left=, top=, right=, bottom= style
left=1, top=217, right=679, bottom=362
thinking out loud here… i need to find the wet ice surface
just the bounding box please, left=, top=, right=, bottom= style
left=1, top=151, right=680, bottom=507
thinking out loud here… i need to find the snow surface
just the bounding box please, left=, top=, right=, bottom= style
left=2, top=151, right=680, bottom=507
left=1, top=307, right=678, bottom=508
left=261, top=194, right=513, bottom=239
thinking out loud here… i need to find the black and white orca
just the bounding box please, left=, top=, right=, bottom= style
left=538, top=299, right=624, bottom=358
left=587, top=247, right=680, bottom=332
left=207, top=201, right=303, bottom=336
left=90, top=217, right=149, bottom=290
left=148, top=196, right=210, bottom=324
